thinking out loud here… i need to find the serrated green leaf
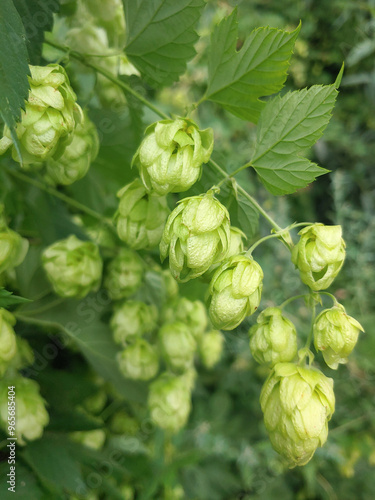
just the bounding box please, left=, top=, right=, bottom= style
left=0, top=0, right=30, bottom=162
left=123, top=0, right=205, bottom=87
left=13, top=0, right=60, bottom=64
left=251, top=82, right=340, bottom=195
left=206, top=10, right=299, bottom=123
left=0, top=287, right=31, bottom=308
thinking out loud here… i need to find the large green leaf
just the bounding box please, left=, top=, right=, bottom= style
left=123, top=0, right=205, bottom=87
left=0, top=0, right=30, bottom=161
left=251, top=76, right=342, bottom=195
left=206, top=10, right=300, bottom=123
left=13, top=0, right=60, bottom=64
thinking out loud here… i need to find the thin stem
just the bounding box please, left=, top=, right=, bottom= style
left=245, top=233, right=282, bottom=256
left=319, top=291, right=339, bottom=307
left=6, top=168, right=115, bottom=230
left=45, top=39, right=169, bottom=120
left=305, top=299, right=316, bottom=349
left=279, top=294, right=309, bottom=309
left=14, top=314, right=64, bottom=333
left=17, top=297, right=65, bottom=317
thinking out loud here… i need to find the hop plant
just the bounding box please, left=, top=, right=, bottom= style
left=160, top=192, right=230, bottom=281
left=159, top=322, right=197, bottom=372
left=260, top=362, right=335, bottom=467
left=111, top=300, right=158, bottom=345
left=0, top=216, right=29, bottom=274
left=162, top=297, right=208, bottom=341
left=71, top=429, right=106, bottom=450
left=205, top=225, right=246, bottom=278
left=133, top=118, right=214, bottom=195
left=0, top=64, right=82, bottom=164
left=0, top=377, right=49, bottom=444
left=148, top=372, right=192, bottom=432
left=117, top=339, right=159, bottom=380
left=0, top=309, right=17, bottom=374
left=292, top=224, right=346, bottom=291
left=115, top=179, right=170, bottom=250
left=199, top=330, right=224, bottom=369
left=313, top=304, right=364, bottom=369
left=104, top=248, right=143, bottom=300
left=42, top=235, right=103, bottom=298
left=249, top=307, right=298, bottom=367
left=208, top=255, right=263, bottom=330
left=45, top=113, right=99, bottom=185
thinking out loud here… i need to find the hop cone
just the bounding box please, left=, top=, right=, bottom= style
left=133, top=118, right=214, bottom=195
left=42, top=235, right=102, bottom=298
left=0, top=64, right=82, bottom=164
left=162, top=297, right=208, bottom=341
left=104, top=249, right=143, bottom=300
left=249, top=307, right=298, bottom=367
left=208, top=255, right=263, bottom=330
left=111, top=300, right=158, bottom=345
left=260, top=363, right=335, bottom=467
left=0, top=309, right=17, bottom=374
left=117, top=339, right=159, bottom=380
left=0, top=222, right=29, bottom=275
left=314, top=304, right=364, bottom=369
left=199, top=330, right=224, bottom=369
left=160, top=192, right=230, bottom=281
left=115, top=179, right=170, bottom=250
left=292, top=224, right=346, bottom=291
left=159, top=322, right=197, bottom=372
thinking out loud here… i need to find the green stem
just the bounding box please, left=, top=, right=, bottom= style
left=14, top=314, right=64, bottom=333
left=245, top=233, right=282, bottom=256
left=319, top=291, right=339, bottom=307
left=45, top=39, right=169, bottom=120
left=305, top=299, right=316, bottom=350
left=279, top=294, right=309, bottom=309
left=17, top=297, right=65, bottom=317
left=6, top=168, right=114, bottom=230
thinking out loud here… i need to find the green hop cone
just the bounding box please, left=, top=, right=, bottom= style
left=160, top=192, right=230, bottom=281
left=199, top=330, right=224, bottom=369
left=133, top=118, right=214, bottom=195
left=117, top=339, right=159, bottom=380
left=42, top=235, right=103, bottom=298
left=111, top=300, right=158, bottom=345
left=162, top=297, right=208, bottom=341
left=260, top=362, right=335, bottom=467
left=313, top=304, right=364, bottom=369
left=115, top=179, right=170, bottom=250
left=0, top=377, right=49, bottom=445
left=159, top=322, right=197, bottom=372
left=292, top=224, right=346, bottom=291
left=148, top=372, right=192, bottom=432
left=0, top=209, right=29, bottom=274
left=0, top=309, right=17, bottom=374
left=249, top=307, right=298, bottom=367
left=205, top=226, right=246, bottom=279
left=160, top=269, right=179, bottom=299
left=71, top=429, right=106, bottom=450
left=45, top=113, right=99, bottom=185
left=0, top=64, right=82, bottom=165
left=208, top=255, right=263, bottom=330
left=104, top=248, right=143, bottom=300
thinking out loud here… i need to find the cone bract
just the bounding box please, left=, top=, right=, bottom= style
left=115, top=179, right=170, bottom=250
left=160, top=193, right=230, bottom=281
left=104, top=249, right=143, bottom=300
left=162, top=297, right=208, bottom=341
left=260, top=362, right=335, bottom=467
left=249, top=307, right=298, bottom=367
left=314, top=304, right=364, bottom=369
left=117, top=339, right=159, bottom=380
left=133, top=118, right=214, bottom=195
left=111, top=300, right=158, bottom=345
left=199, top=330, right=224, bottom=368
left=292, top=224, right=346, bottom=291
left=208, top=255, right=263, bottom=330
left=42, top=235, right=103, bottom=298
left=159, top=322, right=197, bottom=372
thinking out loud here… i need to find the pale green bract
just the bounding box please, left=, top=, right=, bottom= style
left=260, top=363, right=335, bottom=467
left=0, top=377, right=49, bottom=445
left=160, top=192, right=231, bottom=282
left=0, top=64, right=82, bottom=165
left=0, top=226, right=29, bottom=275
left=104, top=248, right=143, bottom=300
left=45, top=113, right=99, bottom=186
left=162, top=297, right=208, bottom=341
left=249, top=307, right=298, bottom=367
left=148, top=372, right=192, bottom=433
left=133, top=118, right=214, bottom=195
left=199, top=330, right=224, bottom=369
left=117, top=339, right=159, bottom=381
left=292, top=223, right=346, bottom=291
left=0, top=309, right=17, bottom=374
left=115, top=179, right=170, bottom=250
left=159, top=322, right=197, bottom=372
left=42, top=235, right=103, bottom=298
left=313, top=304, right=364, bottom=369
left=204, top=225, right=246, bottom=279
left=208, top=255, right=263, bottom=330
left=111, top=300, right=158, bottom=345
